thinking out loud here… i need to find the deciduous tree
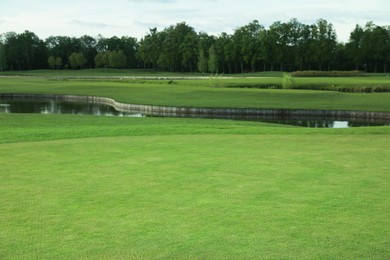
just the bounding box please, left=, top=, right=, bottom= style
left=0, top=42, right=7, bottom=71
left=69, top=52, right=87, bottom=69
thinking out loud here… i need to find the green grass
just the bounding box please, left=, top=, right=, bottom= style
left=1, top=77, right=390, bottom=112
left=1, top=72, right=389, bottom=258
left=1, top=113, right=389, bottom=145
left=0, top=114, right=389, bottom=258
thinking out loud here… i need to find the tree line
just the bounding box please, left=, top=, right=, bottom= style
left=0, top=19, right=389, bottom=73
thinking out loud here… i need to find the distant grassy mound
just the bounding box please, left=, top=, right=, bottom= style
left=292, top=70, right=365, bottom=77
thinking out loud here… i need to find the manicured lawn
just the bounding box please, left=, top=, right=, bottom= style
left=1, top=72, right=389, bottom=258
left=0, top=114, right=389, bottom=258
left=1, top=77, right=390, bottom=112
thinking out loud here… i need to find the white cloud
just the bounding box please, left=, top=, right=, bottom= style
left=68, top=20, right=119, bottom=29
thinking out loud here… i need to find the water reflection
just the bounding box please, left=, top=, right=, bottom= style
left=1, top=99, right=389, bottom=128
left=0, top=103, right=11, bottom=113
left=0, top=99, right=143, bottom=118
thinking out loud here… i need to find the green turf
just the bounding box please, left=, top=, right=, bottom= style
left=1, top=77, right=390, bottom=112
left=0, top=114, right=389, bottom=259
left=1, top=72, right=389, bottom=258
left=1, top=113, right=390, bottom=145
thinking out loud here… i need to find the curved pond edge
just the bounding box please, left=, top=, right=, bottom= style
left=1, top=93, right=390, bottom=121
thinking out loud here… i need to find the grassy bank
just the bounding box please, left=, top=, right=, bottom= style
left=0, top=114, right=389, bottom=258
left=1, top=77, right=390, bottom=112
left=1, top=113, right=389, bottom=145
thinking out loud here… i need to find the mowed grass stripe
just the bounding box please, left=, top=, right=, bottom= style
left=1, top=113, right=390, bottom=145
left=1, top=77, right=390, bottom=111
left=0, top=135, right=389, bottom=258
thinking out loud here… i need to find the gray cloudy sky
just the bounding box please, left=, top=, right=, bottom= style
left=0, top=0, right=389, bottom=42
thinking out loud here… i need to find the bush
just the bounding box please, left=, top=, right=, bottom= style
left=281, top=73, right=295, bottom=89
left=209, top=73, right=225, bottom=88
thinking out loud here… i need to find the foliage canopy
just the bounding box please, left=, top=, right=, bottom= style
left=1, top=20, right=389, bottom=73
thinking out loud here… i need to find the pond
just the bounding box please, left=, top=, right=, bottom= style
left=0, top=99, right=143, bottom=118
left=0, top=98, right=389, bottom=128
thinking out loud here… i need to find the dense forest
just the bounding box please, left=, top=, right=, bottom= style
left=0, top=19, right=389, bottom=73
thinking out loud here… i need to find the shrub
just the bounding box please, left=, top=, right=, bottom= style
left=281, top=73, right=295, bottom=89
left=209, top=73, right=225, bottom=88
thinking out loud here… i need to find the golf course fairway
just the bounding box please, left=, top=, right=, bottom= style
left=1, top=72, right=390, bottom=258
left=0, top=113, right=389, bottom=259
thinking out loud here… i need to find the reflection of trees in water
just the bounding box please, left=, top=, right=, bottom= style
left=256, top=120, right=336, bottom=128
left=0, top=104, right=11, bottom=113
left=3, top=100, right=128, bottom=116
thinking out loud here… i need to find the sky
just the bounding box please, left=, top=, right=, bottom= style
left=0, top=0, right=389, bottom=42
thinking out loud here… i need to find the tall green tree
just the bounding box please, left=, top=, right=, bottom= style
left=155, top=22, right=198, bottom=72
left=366, top=24, right=390, bottom=72
left=295, top=24, right=309, bottom=70
left=137, top=28, right=161, bottom=69
left=346, top=24, right=365, bottom=70
left=346, top=22, right=390, bottom=72
left=311, top=19, right=337, bottom=70
left=208, top=45, right=218, bottom=73
left=0, top=42, right=7, bottom=71
left=55, top=57, right=63, bottom=69
left=48, top=56, right=56, bottom=69
left=79, top=35, right=97, bottom=68
left=180, top=33, right=198, bottom=72
left=46, top=36, right=82, bottom=68
left=263, top=27, right=279, bottom=71
left=4, top=31, right=47, bottom=70
left=94, top=52, right=110, bottom=68
left=268, top=20, right=301, bottom=71
left=220, top=33, right=236, bottom=73
left=69, top=52, right=87, bottom=69
left=197, top=32, right=215, bottom=71
left=197, top=48, right=208, bottom=73
left=109, top=50, right=127, bottom=68
left=269, top=21, right=288, bottom=71
left=96, top=35, right=138, bottom=68
left=233, top=21, right=264, bottom=72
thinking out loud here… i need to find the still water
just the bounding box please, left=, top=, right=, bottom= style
left=0, top=99, right=143, bottom=117
left=1, top=99, right=389, bottom=128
